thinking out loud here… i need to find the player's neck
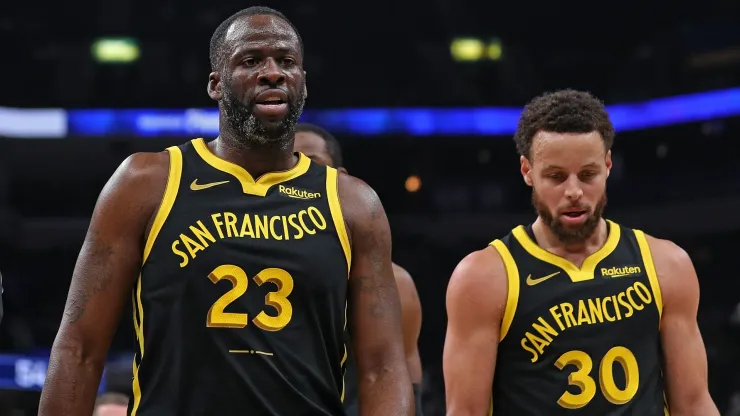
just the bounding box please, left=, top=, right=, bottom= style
left=209, top=135, right=298, bottom=179
left=532, top=217, right=609, bottom=256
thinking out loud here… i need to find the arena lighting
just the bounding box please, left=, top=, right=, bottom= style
left=92, top=37, right=140, bottom=64
left=487, top=38, right=503, bottom=61
left=405, top=175, right=422, bottom=193
left=450, top=38, right=503, bottom=62
left=450, top=38, right=485, bottom=61
left=1, top=87, right=740, bottom=138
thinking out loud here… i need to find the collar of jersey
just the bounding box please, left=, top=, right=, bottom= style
left=512, top=219, right=621, bottom=282
left=192, top=138, right=311, bottom=197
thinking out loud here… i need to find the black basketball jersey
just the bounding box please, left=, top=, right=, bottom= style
left=342, top=334, right=359, bottom=415
left=128, top=138, right=351, bottom=416
left=490, top=220, right=668, bottom=416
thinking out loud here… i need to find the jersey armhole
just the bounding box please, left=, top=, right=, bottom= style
left=633, top=229, right=664, bottom=323
left=489, top=240, right=520, bottom=342
left=142, top=146, right=183, bottom=264
left=325, top=166, right=352, bottom=276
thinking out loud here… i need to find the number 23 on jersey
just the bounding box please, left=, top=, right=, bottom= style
left=206, top=264, right=294, bottom=332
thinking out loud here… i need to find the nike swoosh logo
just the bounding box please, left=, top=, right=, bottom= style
left=190, top=179, right=230, bottom=191
left=526, top=271, right=561, bottom=286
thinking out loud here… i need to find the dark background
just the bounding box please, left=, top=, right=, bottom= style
left=1, top=0, right=740, bottom=414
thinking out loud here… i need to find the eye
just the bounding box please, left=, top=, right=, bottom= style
left=547, top=173, right=565, bottom=181
left=281, top=58, right=295, bottom=67
left=579, top=171, right=597, bottom=180
left=243, top=57, right=259, bottom=67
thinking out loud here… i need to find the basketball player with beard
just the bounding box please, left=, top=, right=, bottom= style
left=443, top=90, right=719, bottom=415
left=39, top=7, right=412, bottom=415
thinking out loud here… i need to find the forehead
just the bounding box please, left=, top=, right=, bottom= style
left=95, top=404, right=128, bottom=416
left=531, top=131, right=606, bottom=166
left=225, top=14, right=300, bottom=54
left=294, top=131, right=329, bottom=155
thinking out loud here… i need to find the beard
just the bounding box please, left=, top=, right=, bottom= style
left=221, top=79, right=306, bottom=148
left=532, top=188, right=607, bottom=245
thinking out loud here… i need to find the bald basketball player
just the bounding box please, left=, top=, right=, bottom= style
left=295, top=123, right=424, bottom=415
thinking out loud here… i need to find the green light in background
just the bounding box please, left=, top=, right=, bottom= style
left=451, top=38, right=485, bottom=62
left=487, top=38, right=503, bottom=61
left=92, top=38, right=140, bottom=64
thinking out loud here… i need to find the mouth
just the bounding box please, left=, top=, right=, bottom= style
left=253, top=90, right=289, bottom=118
left=255, top=89, right=288, bottom=105
left=559, top=207, right=589, bottom=224
left=257, top=97, right=286, bottom=106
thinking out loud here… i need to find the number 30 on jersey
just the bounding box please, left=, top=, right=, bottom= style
left=205, top=264, right=294, bottom=331
left=556, top=346, right=639, bottom=409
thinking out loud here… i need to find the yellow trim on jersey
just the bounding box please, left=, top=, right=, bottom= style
left=192, top=138, right=311, bottom=197
left=131, top=277, right=144, bottom=415
left=327, top=165, right=351, bottom=402
left=512, top=219, right=621, bottom=282
left=326, top=166, right=351, bottom=273
left=132, top=146, right=182, bottom=416
left=340, top=344, right=348, bottom=402
left=663, top=390, right=670, bottom=415
left=488, top=395, right=493, bottom=416
left=489, top=240, right=519, bottom=341
left=633, top=229, right=664, bottom=321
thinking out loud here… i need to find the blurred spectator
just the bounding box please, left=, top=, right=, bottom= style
left=93, top=392, right=129, bottom=416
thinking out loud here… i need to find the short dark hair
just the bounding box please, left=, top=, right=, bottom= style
left=209, top=6, right=304, bottom=72
left=296, top=123, right=344, bottom=168
left=514, top=89, right=615, bottom=160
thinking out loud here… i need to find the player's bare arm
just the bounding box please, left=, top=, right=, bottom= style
left=39, top=152, right=169, bottom=415
left=339, top=173, right=414, bottom=415
left=392, top=263, right=423, bottom=386
left=648, top=235, right=719, bottom=415
left=444, top=247, right=508, bottom=415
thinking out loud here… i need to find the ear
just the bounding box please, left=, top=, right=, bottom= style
left=520, top=155, right=533, bottom=187
left=338, top=166, right=348, bottom=174
left=303, top=70, right=308, bottom=99
left=208, top=72, right=223, bottom=101
left=605, top=150, right=613, bottom=178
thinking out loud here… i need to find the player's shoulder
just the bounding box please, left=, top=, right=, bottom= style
left=446, top=246, right=508, bottom=322
left=639, top=232, right=697, bottom=302
left=336, top=171, right=377, bottom=203
left=447, top=247, right=507, bottom=303
left=118, top=151, right=171, bottom=182
left=99, top=151, right=171, bottom=211
left=391, top=263, right=413, bottom=285
left=335, top=171, right=385, bottom=227
left=640, top=232, right=693, bottom=272
left=391, top=262, right=420, bottom=302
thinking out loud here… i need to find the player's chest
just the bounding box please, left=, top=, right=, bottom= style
left=147, top=195, right=345, bottom=290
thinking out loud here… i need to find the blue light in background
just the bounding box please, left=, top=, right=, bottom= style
left=6, top=87, right=740, bottom=138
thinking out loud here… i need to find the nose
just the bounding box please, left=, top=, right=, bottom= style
left=563, top=175, right=583, bottom=201
left=258, top=58, right=285, bottom=87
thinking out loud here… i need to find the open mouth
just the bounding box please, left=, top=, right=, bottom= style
left=254, top=90, right=289, bottom=117
left=562, top=211, right=587, bottom=218
left=257, top=97, right=286, bottom=106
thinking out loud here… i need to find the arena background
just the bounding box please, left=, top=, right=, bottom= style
left=2, top=0, right=740, bottom=414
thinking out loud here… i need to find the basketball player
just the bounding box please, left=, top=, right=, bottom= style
left=443, top=90, right=719, bottom=415
left=94, top=393, right=129, bottom=416
left=294, top=123, right=424, bottom=415
left=39, top=7, right=412, bottom=415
